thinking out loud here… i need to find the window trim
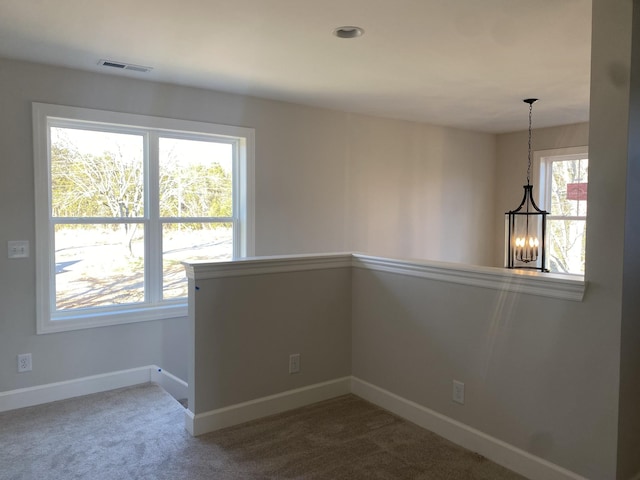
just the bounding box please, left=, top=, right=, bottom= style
left=33, top=103, right=255, bottom=334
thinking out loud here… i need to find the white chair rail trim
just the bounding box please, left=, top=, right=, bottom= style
left=352, top=254, right=586, bottom=302
left=183, top=253, right=585, bottom=302
left=183, top=253, right=353, bottom=280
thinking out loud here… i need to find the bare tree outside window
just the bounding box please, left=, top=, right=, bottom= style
left=50, top=128, right=233, bottom=310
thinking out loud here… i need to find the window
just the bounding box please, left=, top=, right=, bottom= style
left=535, top=147, right=588, bottom=275
left=33, top=103, right=254, bottom=333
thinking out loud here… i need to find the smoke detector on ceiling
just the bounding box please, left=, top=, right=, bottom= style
left=98, top=59, right=153, bottom=73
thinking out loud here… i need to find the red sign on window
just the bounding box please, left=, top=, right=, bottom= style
left=566, top=182, right=588, bottom=201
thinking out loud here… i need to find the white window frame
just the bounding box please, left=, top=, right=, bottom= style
left=33, top=103, right=255, bottom=334
left=533, top=146, right=588, bottom=276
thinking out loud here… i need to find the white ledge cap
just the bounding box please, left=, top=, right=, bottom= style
left=183, top=253, right=585, bottom=302
left=352, top=254, right=585, bottom=301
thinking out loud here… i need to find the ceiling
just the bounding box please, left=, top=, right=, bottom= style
left=0, top=0, right=591, bottom=133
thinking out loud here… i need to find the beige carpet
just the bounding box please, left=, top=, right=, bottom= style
left=0, top=383, right=525, bottom=479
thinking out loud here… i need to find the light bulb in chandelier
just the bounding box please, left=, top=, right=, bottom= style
left=514, top=235, right=539, bottom=263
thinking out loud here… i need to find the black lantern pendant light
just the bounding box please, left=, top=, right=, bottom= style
left=505, top=99, right=549, bottom=272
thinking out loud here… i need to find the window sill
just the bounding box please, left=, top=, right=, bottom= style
left=37, top=303, right=188, bottom=334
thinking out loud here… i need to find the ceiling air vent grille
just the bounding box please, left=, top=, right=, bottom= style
left=98, top=59, right=153, bottom=73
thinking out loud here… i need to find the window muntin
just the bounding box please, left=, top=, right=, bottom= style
left=536, top=148, right=588, bottom=275
left=34, top=103, right=254, bottom=333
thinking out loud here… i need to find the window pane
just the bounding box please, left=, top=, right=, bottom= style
left=54, top=224, right=145, bottom=310
left=162, top=223, right=232, bottom=300
left=550, top=158, right=588, bottom=217
left=548, top=219, right=586, bottom=275
left=50, top=127, right=144, bottom=218
left=159, top=138, right=233, bottom=218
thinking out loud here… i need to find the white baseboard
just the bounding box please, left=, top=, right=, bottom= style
left=150, top=367, right=188, bottom=401
left=351, top=377, right=588, bottom=480
left=185, top=376, right=351, bottom=436
left=0, top=365, right=186, bottom=413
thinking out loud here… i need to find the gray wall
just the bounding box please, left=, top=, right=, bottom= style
left=189, top=268, right=352, bottom=415
left=0, top=57, right=496, bottom=393
left=346, top=116, right=496, bottom=264
left=351, top=265, right=616, bottom=479
left=618, top=1, right=640, bottom=478
left=584, top=0, right=637, bottom=477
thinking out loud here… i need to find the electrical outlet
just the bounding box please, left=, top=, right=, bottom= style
left=289, top=353, right=300, bottom=374
left=453, top=380, right=465, bottom=404
left=17, top=353, right=32, bottom=373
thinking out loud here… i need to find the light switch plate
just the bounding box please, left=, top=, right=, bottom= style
left=8, top=241, right=29, bottom=259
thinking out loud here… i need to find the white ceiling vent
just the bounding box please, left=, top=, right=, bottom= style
left=98, top=59, right=153, bottom=73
